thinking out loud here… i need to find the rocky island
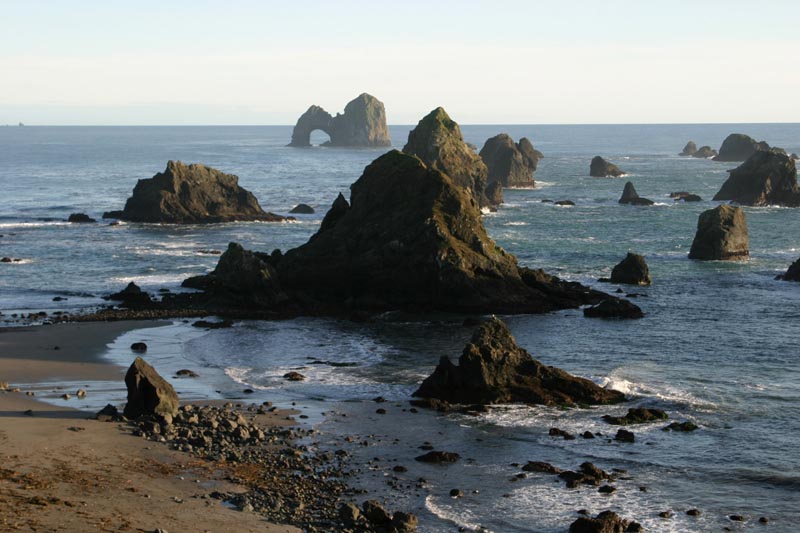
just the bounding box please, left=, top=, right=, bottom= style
left=713, top=133, right=770, bottom=162
left=288, top=93, right=391, bottom=148
left=590, top=156, right=625, bottom=177
left=688, top=205, right=749, bottom=260
left=479, top=133, right=541, bottom=189
left=713, top=148, right=800, bottom=206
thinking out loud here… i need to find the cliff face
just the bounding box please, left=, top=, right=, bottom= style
left=288, top=93, right=391, bottom=147
left=403, top=107, right=490, bottom=208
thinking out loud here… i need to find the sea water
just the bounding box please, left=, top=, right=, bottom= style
left=1, top=124, right=799, bottom=531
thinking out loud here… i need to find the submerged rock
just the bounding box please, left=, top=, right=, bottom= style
left=688, top=205, right=749, bottom=260
left=713, top=133, right=770, bottom=162
left=479, top=133, right=540, bottom=188
left=288, top=93, right=390, bottom=147
left=67, top=213, right=96, bottom=223
left=590, top=156, right=625, bottom=177
left=679, top=141, right=697, bottom=156
left=618, top=182, right=654, bottom=205
left=403, top=107, right=490, bottom=207
left=671, top=191, right=702, bottom=202
left=583, top=299, right=644, bottom=319
left=609, top=253, right=651, bottom=285
left=777, top=257, right=800, bottom=281
left=102, top=161, right=287, bottom=223
left=289, top=203, right=315, bottom=214
left=413, top=318, right=625, bottom=406
left=603, top=407, right=668, bottom=425
left=712, top=148, right=800, bottom=206
left=123, top=357, right=179, bottom=419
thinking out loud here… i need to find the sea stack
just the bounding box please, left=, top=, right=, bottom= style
left=288, top=93, right=391, bottom=148
left=610, top=253, right=651, bottom=285
left=479, top=134, right=541, bottom=189
left=590, top=156, right=625, bottom=177
left=693, top=146, right=718, bottom=158
left=680, top=141, right=697, bottom=156
left=713, top=133, right=770, bottom=162
left=688, top=205, right=749, bottom=260
left=618, top=182, right=654, bottom=205
left=102, top=161, right=288, bottom=224
left=413, top=318, right=625, bottom=406
left=712, top=149, right=800, bottom=206
left=402, top=107, right=490, bottom=207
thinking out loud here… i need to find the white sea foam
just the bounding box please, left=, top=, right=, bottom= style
left=424, top=495, right=492, bottom=532
left=109, top=273, right=190, bottom=285
left=503, top=221, right=528, bottom=226
left=0, top=221, right=71, bottom=229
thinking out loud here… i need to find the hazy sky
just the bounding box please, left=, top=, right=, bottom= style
left=2, top=0, right=799, bottom=125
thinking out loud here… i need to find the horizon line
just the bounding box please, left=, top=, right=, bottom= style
left=5, top=121, right=800, bottom=128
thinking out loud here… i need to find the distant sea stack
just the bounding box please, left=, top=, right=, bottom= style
left=618, top=182, right=654, bottom=205
left=402, top=107, right=490, bottom=208
left=712, top=149, right=800, bottom=207
left=679, top=141, right=697, bottom=156
left=479, top=134, right=541, bottom=189
left=102, top=161, right=289, bottom=224
left=713, top=133, right=770, bottom=162
left=590, top=156, right=625, bottom=177
left=777, top=257, right=800, bottom=281
left=693, top=146, right=718, bottom=158
left=288, top=93, right=391, bottom=148
left=688, top=205, right=749, bottom=260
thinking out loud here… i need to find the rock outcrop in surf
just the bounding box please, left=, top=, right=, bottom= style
left=688, top=205, right=749, bottom=260
left=479, top=134, right=541, bottom=189
left=609, top=253, right=651, bottom=285
left=618, top=182, right=654, bottom=205
left=590, top=156, right=624, bottom=177
left=288, top=93, right=391, bottom=148
left=713, top=133, right=770, bottom=162
left=712, top=149, right=800, bottom=206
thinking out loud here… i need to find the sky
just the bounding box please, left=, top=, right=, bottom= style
left=1, top=0, right=799, bottom=125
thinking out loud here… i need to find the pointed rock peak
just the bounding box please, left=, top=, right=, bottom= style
left=317, top=192, right=351, bottom=234
left=621, top=181, right=639, bottom=199
left=469, top=316, right=518, bottom=353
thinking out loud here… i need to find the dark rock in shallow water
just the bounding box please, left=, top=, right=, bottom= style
left=403, top=107, right=490, bottom=207
left=522, top=461, right=563, bottom=474
left=618, top=182, right=654, bottom=205
left=288, top=93, right=390, bottom=148
left=609, top=253, right=651, bottom=285
left=67, top=213, right=96, bottom=223
left=413, top=317, right=624, bottom=406
left=712, top=148, right=800, bottom=206
left=615, top=429, right=635, bottom=442
left=555, top=200, right=575, bottom=206
left=102, top=160, right=288, bottom=223
left=362, top=500, right=392, bottom=525
left=590, top=156, right=625, bottom=177
left=283, top=371, right=305, bottom=381
left=777, top=257, right=800, bottom=281
left=130, top=342, right=148, bottom=353
left=680, top=141, right=697, bottom=156
left=107, top=282, right=153, bottom=308
left=688, top=205, right=749, bottom=260
left=191, top=319, right=233, bottom=329
left=479, top=133, right=540, bottom=188
left=663, top=421, right=698, bottom=432
left=714, top=133, right=770, bottom=162
left=549, top=427, right=576, bottom=440
left=584, top=299, right=644, bottom=319
left=603, top=407, right=668, bottom=425
left=415, top=451, right=460, bottom=464
left=123, top=357, right=179, bottom=419
left=671, top=191, right=702, bottom=202
left=569, top=510, right=633, bottom=533
left=289, top=203, right=315, bottom=214
left=692, top=146, right=718, bottom=158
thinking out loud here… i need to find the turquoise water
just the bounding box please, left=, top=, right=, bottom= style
left=1, top=124, right=799, bottom=531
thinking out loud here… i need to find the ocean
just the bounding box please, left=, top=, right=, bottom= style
left=1, top=123, right=799, bottom=531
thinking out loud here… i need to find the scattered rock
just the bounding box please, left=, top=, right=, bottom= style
left=522, top=461, right=563, bottom=474
left=449, top=488, right=463, bottom=498
left=659, top=511, right=673, bottom=518
left=777, top=257, right=800, bottom=281
left=414, top=451, right=460, bottom=464
left=191, top=319, right=234, bottom=329
left=130, top=342, right=148, bottom=353
left=288, top=93, right=391, bottom=148
left=549, top=428, right=577, bottom=440
left=609, top=253, right=651, bottom=285
left=175, top=369, right=199, bottom=378
left=283, top=372, right=306, bottom=382
left=123, top=357, right=180, bottom=419
left=729, top=514, right=746, bottom=522
left=603, top=407, right=668, bottom=425
left=598, top=485, right=617, bottom=494
left=555, top=200, right=576, bottom=206
left=688, top=205, right=749, bottom=260
left=618, top=182, right=654, bottom=205
left=663, top=421, right=698, bottom=432
left=76, top=388, right=87, bottom=399
left=102, top=160, right=288, bottom=223
left=680, top=141, right=697, bottom=156
left=590, top=156, right=625, bottom=177
left=338, top=502, right=361, bottom=526
left=95, top=404, right=120, bottom=421
left=67, top=213, right=96, bottom=223
left=692, top=146, right=718, bottom=158
left=584, top=299, right=644, bottom=319
left=671, top=191, right=702, bottom=202
left=714, top=133, right=770, bottom=162
left=391, top=511, right=418, bottom=532
left=615, top=429, right=635, bottom=443
left=569, top=510, right=633, bottom=532
left=479, top=133, right=540, bottom=189
left=713, top=148, right=800, bottom=206
left=687, top=509, right=701, bottom=516
left=362, top=500, right=392, bottom=525
left=413, top=318, right=625, bottom=406
left=108, top=282, right=153, bottom=308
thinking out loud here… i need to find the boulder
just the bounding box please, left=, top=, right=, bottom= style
left=609, top=253, right=651, bottom=285
left=485, top=181, right=503, bottom=206
left=554, top=200, right=576, bottom=206
left=590, top=156, right=625, bottom=177
left=618, top=182, right=654, bottom=205
left=603, top=407, right=668, bottom=425
left=569, top=510, right=633, bottom=533
left=402, top=107, right=490, bottom=207
left=671, top=191, right=702, bottom=202
left=688, top=205, right=749, bottom=260
left=67, top=213, right=96, bottom=223
left=778, top=257, right=800, bottom=281
left=106, top=282, right=152, bottom=308
left=583, top=299, right=644, bottom=319
left=288, top=93, right=391, bottom=147
left=713, top=133, right=770, bottom=162
left=692, top=146, right=718, bottom=159
left=102, top=161, right=288, bottom=223
left=414, top=451, right=460, bottom=463
left=123, top=357, right=179, bottom=419
left=289, top=203, right=315, bottom=214
left=712, top=149, right=800, bottom=206
left=413, top=317, right=625, bottom=406
left=479, top=133, right=540, bottom=188
left=679, top=141, right=697, bottom=156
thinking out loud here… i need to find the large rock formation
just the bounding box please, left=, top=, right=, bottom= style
left=679, top=141, right=697, bottom=156
left=618, top=182, right=654, bottom=205
left=402, top=107, right=490, bottom=207
left=413, top=318, right=625, bottom=406
left=713, top=133, right=770, bottom=162
left=590, top=156, right=625, bottom=177
left=123, top=357, right=179, bottom=419
left=102, top=161, right=287, bottom=224
left=610, top=253, right=651, bottom=285
left=288, top=93, right=391, bottom=148
left=712, top=149, right=800, bottom=206
left=479, top=134, right=541, bottom=188
left=688, top=205, right=749, bottom=260
left=274, top=150, right=631, bottom=314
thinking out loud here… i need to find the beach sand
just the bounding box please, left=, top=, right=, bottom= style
left=0, top=321, right=300, bottom=533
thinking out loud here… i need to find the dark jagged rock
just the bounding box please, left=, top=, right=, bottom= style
left=106, top=282, right=152, bottom=308
left=583, top=299, right=644, bottom=319
left=671, top=191, right=702, bottom=202
left=615, top=429, right=635, bottom=442
left=362, top=500, right=392, bottom=525
left=130, top=342, right=148, bottom=353
left=609, top=253, right=651, bottom=285
left=415, top=451, right=460, bottom=464
left=402, top=107, right=490, bottom=207
left=485, top=181, right=503, bottom=207
left=569, top=510, right=636, bottom=533
left=413, top=318, right=624, bottom=406
left=289, top=203, right=315, bottom=214
left=603, top=407, right=668, bottom=425
left=692, top=146, right=718, bottom=159
left=522, top=461, right=563, bottom=474
left=123, top=357, right=179, bottom=419
left=555, top=200, right=575, bottom=206
left=67, top=213, right=96, bottom=223
left=688, top=205, right=749, bottom=260
left=777, top=257, right=800, bottom=281
left=679, top=141, right=697, bottom=156
left=712, top=148, right=800, bottom=206
left=316, top=192, right=349, bottom=236
left=479, top=134, right=540, bottom=188
left=102, top=161, right=287, bottom=223
left=714, top=133, right=770, bottom=162
left=618, top=182, right=654, bottom=205
left=590, top=156, right=625, bottom=178
left=288, top=93, right=391, bottom=147
left=182, top=243, right=287, bottom=308
left=663, top=421, right=698, bottom=432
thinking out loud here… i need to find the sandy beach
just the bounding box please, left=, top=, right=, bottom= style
left=0, top=321, right=300, bottom=533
